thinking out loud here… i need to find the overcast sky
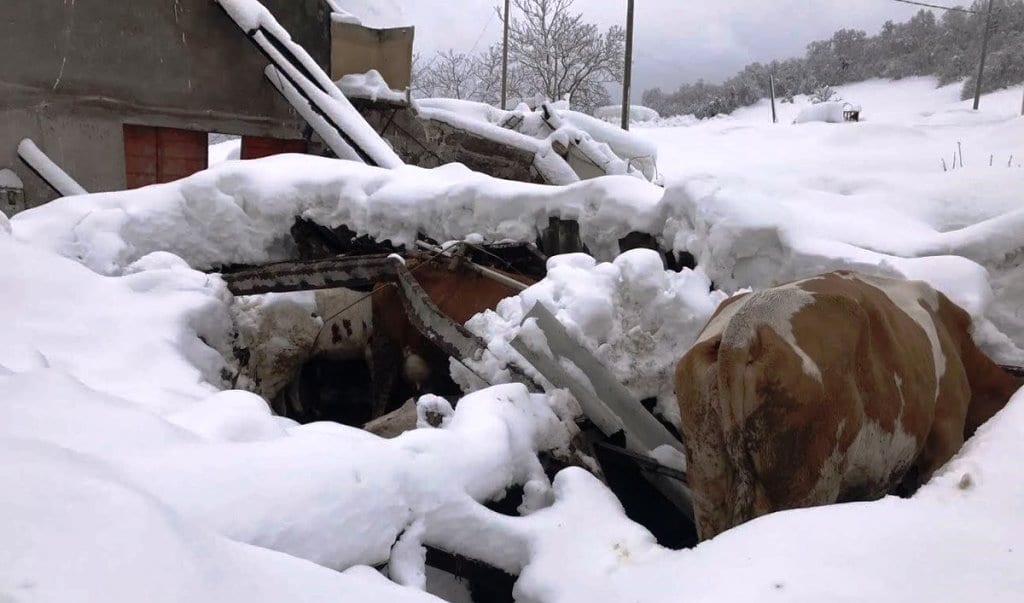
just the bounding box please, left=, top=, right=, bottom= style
left=346, top=0, right=937, bottom=94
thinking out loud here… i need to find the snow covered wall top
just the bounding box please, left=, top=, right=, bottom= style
left=13, top=135, right=1024, bottom=359
left=11, top=157, right=663, bottom=273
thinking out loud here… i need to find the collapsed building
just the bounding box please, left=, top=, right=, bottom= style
left=1, top=0, right=657, bottom=217
left=3, top=0, right=693, bottom=572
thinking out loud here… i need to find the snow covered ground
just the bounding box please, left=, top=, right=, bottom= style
left=3, top=77, right=1024, bottom=602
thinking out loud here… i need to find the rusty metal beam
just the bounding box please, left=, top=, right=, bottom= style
left=221, top=254, right=396, bottom=296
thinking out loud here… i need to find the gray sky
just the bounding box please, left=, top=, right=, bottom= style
left=345, top=0, right=936, bottom=94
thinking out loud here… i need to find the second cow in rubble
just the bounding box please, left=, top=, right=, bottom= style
left=370, top=257, right=534, bottom=415
left=675, top=271, right=1022, bottom=541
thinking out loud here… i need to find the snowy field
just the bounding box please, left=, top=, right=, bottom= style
left=3, top=77, right=1024, bottom=602
left=638, top=77, right=1024, bottom=362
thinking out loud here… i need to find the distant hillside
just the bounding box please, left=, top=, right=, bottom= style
left=642, top=0, right=1024, bottom=119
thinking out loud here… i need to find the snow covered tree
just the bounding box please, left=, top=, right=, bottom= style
left=414, top=0, right=622, bottom=112
left=417, top=50, right=481, bottom=100
left=640, top=2, right=1024, bottom=119
left=811, top=84, right=839, bottom=104
left=505, top=0, right=625, bottom=112
left=960, top=0, right=1024, bottom=98
left=472, top=43, right=527, bottom=106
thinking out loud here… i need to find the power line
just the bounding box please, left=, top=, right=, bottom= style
left=891, top=0, right=979, bottom=14
left=468, top=10, right=497, bottom=56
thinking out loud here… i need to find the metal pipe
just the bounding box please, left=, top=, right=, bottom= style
left=17, top=139, right=88, bottom=197
left=414, top=241, right=529, bottom=291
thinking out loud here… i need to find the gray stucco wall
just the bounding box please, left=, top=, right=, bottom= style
left=0, top=0, right=330, bottom=211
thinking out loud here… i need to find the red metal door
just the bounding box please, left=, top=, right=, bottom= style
left=123, top=125, right=208, bottom=189
left=240, top=135, right=308, bottom=160
left=123, top=125, right=158, bottom=190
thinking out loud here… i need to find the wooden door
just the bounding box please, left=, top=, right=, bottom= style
left=123, top=125, right=208, bottom=189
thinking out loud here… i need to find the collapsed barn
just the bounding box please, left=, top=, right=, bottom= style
left=1, top=0, right=697, bottom=579
left=6, top=2, right=1024, bottom=602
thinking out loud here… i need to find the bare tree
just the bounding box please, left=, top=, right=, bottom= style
left=473, top=43, right=527, bottom=106
left=417, top=50, right=482, bottom=100
left=415, top=0, right=624, bottom=112
left=506, top=0, right=625, bottom=112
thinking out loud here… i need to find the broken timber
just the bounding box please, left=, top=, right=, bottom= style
left=221, top=252, right=694, bottom=520
left=511, top=302, right=694, bottom=520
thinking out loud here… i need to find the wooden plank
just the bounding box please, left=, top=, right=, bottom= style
left=510, top=333, right=623, bottom=436
left=510, top=302, right=694, bottom=520
left=519, top=302, right=684, bottom=454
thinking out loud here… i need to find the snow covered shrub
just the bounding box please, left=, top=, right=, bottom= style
left=811, top=84, right=839, bottom=104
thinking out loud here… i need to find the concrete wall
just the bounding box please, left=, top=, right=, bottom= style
left=0, top=0, right=330, bottom=211
left=331, top=21, right=414, bottom=91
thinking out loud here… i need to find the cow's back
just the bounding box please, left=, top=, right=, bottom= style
left=676, top=272, right=980, bottom=540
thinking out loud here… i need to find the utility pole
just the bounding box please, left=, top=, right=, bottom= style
left=972, top=0, right=994, bottom=110
left=621, top=0, right=635, bottom=130
left=501, top=0, right=511, bottom=110
left=769, top=74, right=778, bottom=123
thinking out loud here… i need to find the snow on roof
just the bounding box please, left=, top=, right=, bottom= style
left=11, top=142, right=1024, bottom=363
left=415, top=98, right=658, bottom=184
left=325, top=0, right=410, bottom=29
left=324, top=0, right=361, bottom=24
left=337, top=69, right=408, bottom=103
left=10, top=156, right=662, bottom=273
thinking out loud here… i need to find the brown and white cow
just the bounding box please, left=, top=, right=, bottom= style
left=370, top=258, right=534, bottom=414
left=675, top=271, right=1022, bottom=541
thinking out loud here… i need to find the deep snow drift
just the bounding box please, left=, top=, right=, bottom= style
left=4, top=210, right=1024, bottom=602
